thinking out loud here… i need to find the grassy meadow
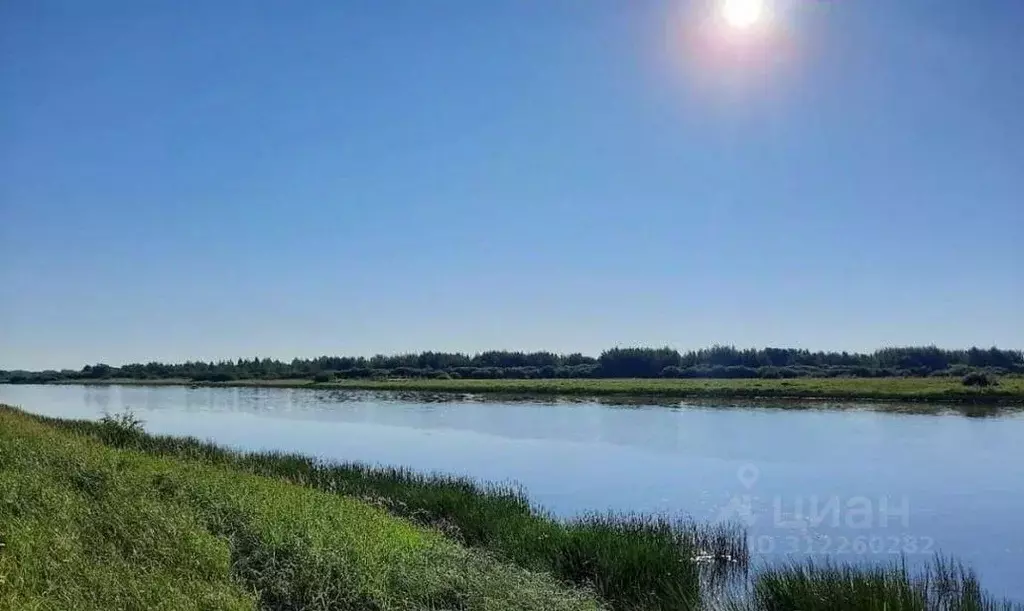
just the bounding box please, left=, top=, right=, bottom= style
left=2, top=405, right=1021, bottom=610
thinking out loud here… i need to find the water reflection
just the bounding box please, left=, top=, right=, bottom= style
left=1, top=383, right=1023, bottom=599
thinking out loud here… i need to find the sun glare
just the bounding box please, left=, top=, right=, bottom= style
left=721, top=0, right=764, bottom=29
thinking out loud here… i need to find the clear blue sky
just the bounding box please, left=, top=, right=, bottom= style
left=2, top=0, right=1022, bottom=370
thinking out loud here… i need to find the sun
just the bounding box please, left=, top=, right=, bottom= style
left=721, top=0, right=764, bottom=29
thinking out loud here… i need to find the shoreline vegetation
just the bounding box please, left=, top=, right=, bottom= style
left=4, top=345, right=1023, bottom=406
left=37, top=375, right=1024, bottom=405
left=2, top=404, right=1021, bottom=610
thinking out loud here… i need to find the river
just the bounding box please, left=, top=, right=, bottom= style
left=2, top=383, right=1022, bottom=598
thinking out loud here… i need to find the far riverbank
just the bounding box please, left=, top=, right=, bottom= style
left=34, top=375, right=1024, bottom=405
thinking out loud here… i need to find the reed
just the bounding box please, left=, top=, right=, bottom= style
left=724, top=557, right=1022, bottom=611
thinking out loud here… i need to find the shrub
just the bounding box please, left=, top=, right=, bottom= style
left=98, top=410, right=145, bottom=447
left=757, top=366, right=800, bottom=379
left=660, top=366, right=683, bottom=378
left=312, top=373, right=332, bottom=383
left=555, top=365, right=598, bottom=378
left=392, top=367, right=424, bottom=378
left=962, top=372, right=997, bottom=387
left=502, top=367, right=539, bottom=379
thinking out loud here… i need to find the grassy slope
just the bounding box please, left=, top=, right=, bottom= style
left=0, top=408, right=603, bottom=611
left=67, top=375, right=1024, bottom=404
left=23, top=407, right=746, bottom=611
left=3, top=406, right=1021, bottom=611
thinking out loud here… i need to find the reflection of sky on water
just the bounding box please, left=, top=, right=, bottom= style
left=2, top=383, right=1023, bottom=599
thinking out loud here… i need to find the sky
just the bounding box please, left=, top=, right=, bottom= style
left=1, top=0, right=1022, bottom=370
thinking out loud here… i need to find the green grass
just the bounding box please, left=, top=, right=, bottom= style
left=3, top=406, right=1021, bottom=611
left=726, top=558, right=1022, bottom=611
left=65, top=375, right=1024, bottom=404
left=0, top=407, right=606, bottom=611
left=20, top=407, right=746, bottom=611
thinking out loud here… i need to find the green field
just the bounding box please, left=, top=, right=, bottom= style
left=68, top=375, right=1024, bottom=405
left=2, top=405, right=1021, bottom=610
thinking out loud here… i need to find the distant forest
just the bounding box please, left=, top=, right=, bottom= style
left=3, top=346, right=1023, bottom=384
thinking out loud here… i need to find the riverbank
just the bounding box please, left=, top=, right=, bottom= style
left=0, top=404, right=743, bottom=611
left=0, top=406, right=602, bottom=611
left=2, top=404, right=1020, bottom=610
left=53, top=375, right=1024, bottom=404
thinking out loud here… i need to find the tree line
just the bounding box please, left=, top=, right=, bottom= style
left=2, top=346, right=1022, bottom=384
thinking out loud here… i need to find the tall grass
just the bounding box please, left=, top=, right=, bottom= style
left=724, top=557, right=1022, bottom=611
left=17, top=406, right=746, bottom=611
left=0, top=408, right=605, bottom=610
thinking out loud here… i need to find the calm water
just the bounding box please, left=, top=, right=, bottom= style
left=3, top=384, right=1023, bottom=598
